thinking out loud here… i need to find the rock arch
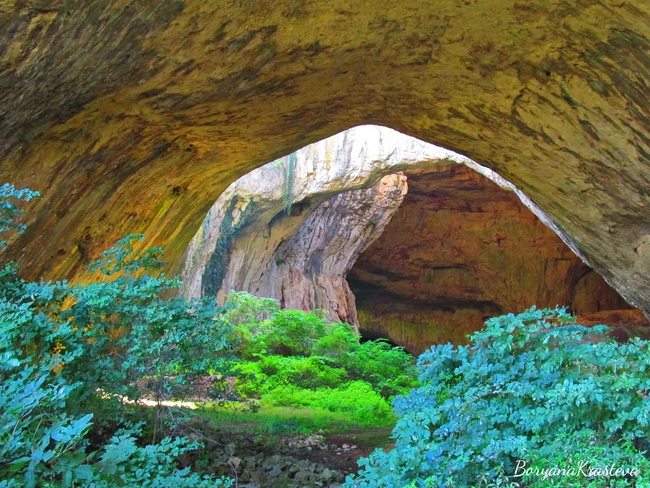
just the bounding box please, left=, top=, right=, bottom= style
left=182, top=126, right=461, bottom=315
left=183, top=127, right=636, bottom=352
left=1, top=2, right=649, bottom=316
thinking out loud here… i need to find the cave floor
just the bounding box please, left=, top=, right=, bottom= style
left=163, top=402, right=395, bottom=487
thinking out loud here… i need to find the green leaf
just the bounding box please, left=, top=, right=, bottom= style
left=73, top=464, right=94, bottom=480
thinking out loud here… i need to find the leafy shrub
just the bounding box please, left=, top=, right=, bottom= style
left=312, top=326, right=359, bottom=357
left=0, top=185, right=233, bottom=487
left=0, top=183, right=39, bottom=248
left=221, top=291, right=278, bottom=338
left=234, top=355, right=349, bottom=395
left=346, top=307, right=650, bottom=487
left=4, top=235, right=233, bottom=420
left=223, top=291, right=418, bottom=399
left=219, top=292, right=418, bottom=429
left=0, top=257, right=233, bottom=487
left=224, top=292, right=336, bottom=358
left=86, top=426, right=228, bottom=488
left=0, top=297, right=94, bottom=487
left=337, top=339, right=419, bottom=399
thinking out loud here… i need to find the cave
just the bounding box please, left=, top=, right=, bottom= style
left=182, top=126, right=646, bottom=354
left=3, top=4, right=650, bottom=484
left=1, top=2, right=650, bottom=325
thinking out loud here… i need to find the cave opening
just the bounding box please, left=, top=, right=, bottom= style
left=182, top=126, right=641, bottom=355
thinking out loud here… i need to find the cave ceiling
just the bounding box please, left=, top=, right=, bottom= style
left=1, top=1, right=650, bottom=315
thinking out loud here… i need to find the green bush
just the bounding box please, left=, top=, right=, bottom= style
left=237, top=355, right=349, bottom=392
left=0, top=183, right=39, bottom=248
left=346, top=307, right=650, bottom=487
left=311, top=324, right=358, bottom=357
left=219, top=292, right=418, bottom=429
left=9, top=235, right=233, bottom=419
left=337, top=339, right=419, bottom=399
left=0, top=185, right=233, bottom=487
left=224, top=292, right=338, bottom=358
left=221, top=291, right=278, bottom=339
left=0, top=249, right=233, bottom=487
left=223, top=291, right=418, bottom=400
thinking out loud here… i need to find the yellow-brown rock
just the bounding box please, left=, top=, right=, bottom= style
left=350, top=165, right=632, bottom=354
left=576, top=309, right=650, bottom=342
left=1, top=1, right=650, bottom=318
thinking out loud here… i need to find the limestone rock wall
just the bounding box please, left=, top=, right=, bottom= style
left=182, top=126, right=462, bottom=317
left=350, top=165, right=631, bottom=354
left=222, top=174, right=407, bottom=324
left=184, top=129, right=633, bottom=353
left=1, top=2, right=650, bottom=322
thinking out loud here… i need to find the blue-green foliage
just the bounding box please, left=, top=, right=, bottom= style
left=0, top=183, right=39, bottom=248
left=346, top=307, right=650, bottom=487
left=0, top=243, right=232, bottom=487
left=0, top=186, right=232, bottom=487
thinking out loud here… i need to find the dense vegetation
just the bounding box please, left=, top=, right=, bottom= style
left=2, top=183, right=650, bottom=487
left=0, top=228, right=234, bottom=483
left=220, top=291, right=418, bottom=427
left=347, top=307, right=650, bottom=487
left=0, top=184, right=416, bottom=486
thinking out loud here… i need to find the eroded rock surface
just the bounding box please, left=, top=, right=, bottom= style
left=350, top=165, right=632, bottom=353
left=248, top=174, right=407, bottom=324
left=1, top=2, right=650, bottom=318
left=182, top=126, right=466, bottom=320
left=185, top=130, right=634, bottom=351
left=576, top=309, right=650, bottom=343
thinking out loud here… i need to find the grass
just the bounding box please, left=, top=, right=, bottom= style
left=192, top=402, right=396, bottom=435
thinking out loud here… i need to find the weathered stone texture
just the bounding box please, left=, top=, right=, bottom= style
left=229, top=174, right=407, bottom=324
left=350, top=165, right=631, bottom=353
left=182, top=126, right=463, bottom=318
left=1, top=2, right=650, bottom=319
left=184, top=129, right=634, bottom=353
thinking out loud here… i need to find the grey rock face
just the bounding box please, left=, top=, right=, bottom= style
left=184, top=126, right=458, bottom=320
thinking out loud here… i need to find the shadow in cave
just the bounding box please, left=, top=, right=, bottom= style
left=358, top=328, right=404, bottom=350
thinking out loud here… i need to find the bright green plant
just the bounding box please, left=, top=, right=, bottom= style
left=337, top=339, right=419, bottom=399
left=222, top=292, right=417, bottom=398
left=346, top=307, right=650, bottom=487
left=223, top=291, right=344, bottom=357
left=234, top=355, right=349, bottom=395
left=223, top=291, right=417, bottom=399
left=222, top=291, right=278, bottom=331
left=247, top=308, right=331, bottom=357
left=219, top=292, right=418, bottom=429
